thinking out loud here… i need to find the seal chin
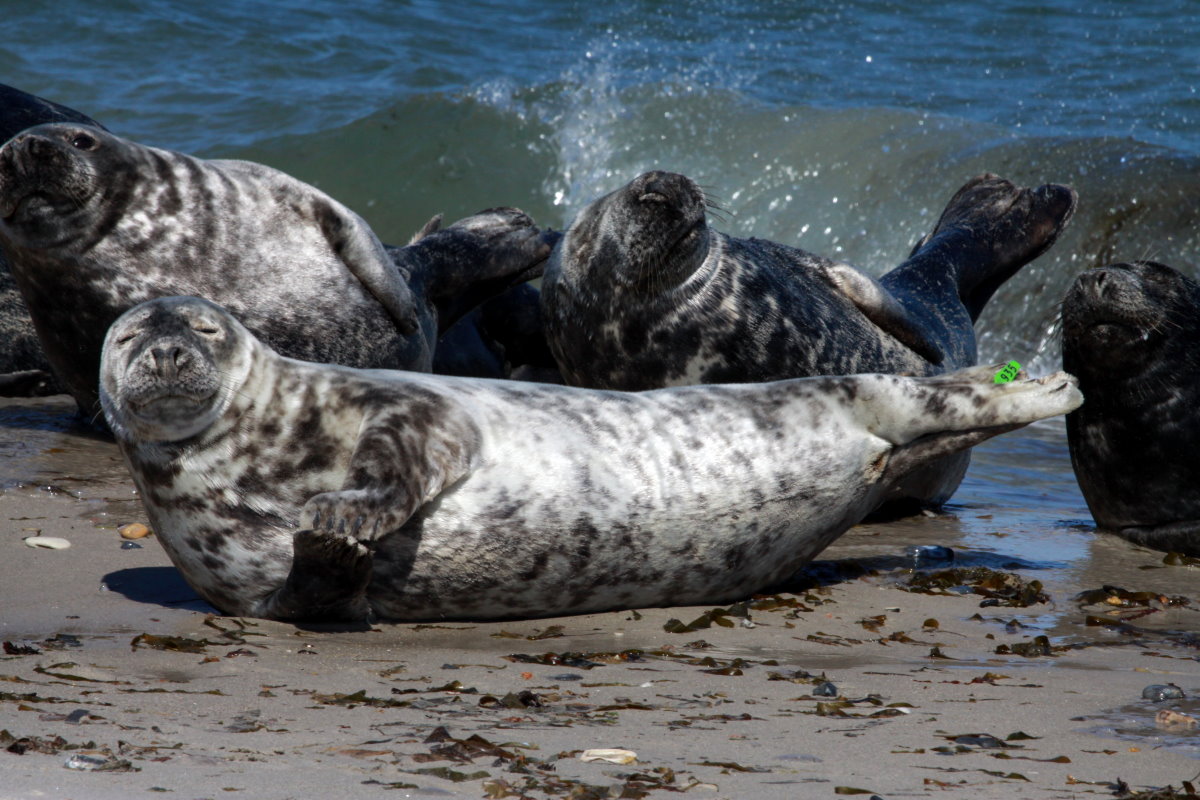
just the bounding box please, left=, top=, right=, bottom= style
left=125, top=391, right=219, bottom=438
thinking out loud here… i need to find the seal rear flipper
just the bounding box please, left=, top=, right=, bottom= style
left=820, top=262, right=944, bottom=365
left=0, top=368, right=57, bottom=397
left=406, top=207, right=561, bottom=335
left=903, top=174, right=1078, bottom=322
left=882, top=424, right=1023, bottom=487
left=1113, top=521, right=1200, bottom=558
left=250, top=530, right=373, bottom=622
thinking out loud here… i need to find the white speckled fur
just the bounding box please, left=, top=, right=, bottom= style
left=102, top=297, right=1082, bottom=622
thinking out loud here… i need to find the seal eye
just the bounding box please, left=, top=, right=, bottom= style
left=114, top=331, right=138, bottom=346
left=192, top=325, right=221, bottom=337
left=70, top=132, right=98, bottom=151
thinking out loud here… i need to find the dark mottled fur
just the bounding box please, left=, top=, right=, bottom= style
left=541, top=171, right=1077, bottom=506
left=434, top=283, right=561, bottom=381
left=101, top=296, right=1080, bottom=622
left=1063, top=261, right=1200, bottom=556
left=0, top=119, right=555, bottom=414
left=0, top=83, right=109, bottom=395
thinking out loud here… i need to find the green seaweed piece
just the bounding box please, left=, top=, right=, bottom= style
left=129, top=633, right=215, bottom=653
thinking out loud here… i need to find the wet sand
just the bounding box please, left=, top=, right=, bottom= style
left=1, top=396, right=1198, bottom=799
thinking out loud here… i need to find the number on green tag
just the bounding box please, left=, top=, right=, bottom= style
left=993, top=360, right=1021, bottom=384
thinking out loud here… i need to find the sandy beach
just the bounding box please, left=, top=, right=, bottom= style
left=1, top=397, right=1198, bottom=800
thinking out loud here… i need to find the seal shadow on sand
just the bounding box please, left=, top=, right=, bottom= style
left=103, top=566, right=213, bottom=614
left=102, top=567, right=376, bottom=632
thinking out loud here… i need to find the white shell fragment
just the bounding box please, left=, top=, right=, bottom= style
left=24, top=536, right=71, bottom=550
left=579, top=748, right=638, bottom=765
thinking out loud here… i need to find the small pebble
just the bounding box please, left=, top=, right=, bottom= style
left=1142, top=683, right=1185, bottom=702
left=120, top=541, right=143, bottom=550
left=118, top=523, right=152, bottom=540
left=812, top=681, right=838, bottom=697
left=1156, top=709, right=1198, bottom=731
left=24, top=536, right=70, bottom=550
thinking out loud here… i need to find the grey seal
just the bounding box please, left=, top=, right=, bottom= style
left=1063, top=261, right=1200, bottom=556
left=99, top=295, right=1081, bottom=622
left=541, top=170, right=1077, bottom=507
left=0, top=83, right=108, bottom=396
left=0, top=122, right=555, bottom=414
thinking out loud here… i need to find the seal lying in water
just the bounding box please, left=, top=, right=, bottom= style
left=0, top=121, right=555, bottom=413
left=541, top=170, right=1076, bottom=507
left=0, top=83, right=109, bottom=396
left=100, top=296, right=1082, bottom=621
left=1063, top=261, right=1200, bottom=556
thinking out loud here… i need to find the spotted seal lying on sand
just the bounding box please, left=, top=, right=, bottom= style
left=1063, top=261, right=1200, bottom=556
left=0, top=83, right=109, bottom=396
left=541, top=171, right=1076, bottom=508
left=100, top=295, right=1082, bottom=621
left=0, top=122, right=555, bottom=414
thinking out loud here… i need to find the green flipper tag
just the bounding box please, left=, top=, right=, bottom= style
left=993, top=360, right=1021, bottom=384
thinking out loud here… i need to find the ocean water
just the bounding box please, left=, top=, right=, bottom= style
left=2, top=2, right=1198, bottom=590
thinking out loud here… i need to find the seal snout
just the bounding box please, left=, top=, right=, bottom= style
left=150, top=344, right=192, bottom=382
left=632, top=170, right=702, bottom=210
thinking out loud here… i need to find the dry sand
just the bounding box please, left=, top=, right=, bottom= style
left=1, top=398, right=1198, bottom=799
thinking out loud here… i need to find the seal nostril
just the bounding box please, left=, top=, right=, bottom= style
left=639, top=191, right=669, bottom=204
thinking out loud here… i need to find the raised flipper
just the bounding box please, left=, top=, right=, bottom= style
left=906, top=174, right=1077, bottom=321
left=397, top=207, right=561, bottom=336
left=819, top=261, right=944, bottom=365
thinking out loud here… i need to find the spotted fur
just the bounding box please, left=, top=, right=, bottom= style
left=0, top=122, right=555, bottom=414
left=102, top=296, right=1081, bottom=622
left=542, top=171, right=1077, bottom=507
left=1063, top=261, right=1200, bottom=556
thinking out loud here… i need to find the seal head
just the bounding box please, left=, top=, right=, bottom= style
left=101, top=296, right=253, bottom=443
left=1063, top=261, right=1200, bottom=555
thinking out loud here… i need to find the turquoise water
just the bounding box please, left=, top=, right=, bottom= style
left=2, top=1, right=1198, bottom=565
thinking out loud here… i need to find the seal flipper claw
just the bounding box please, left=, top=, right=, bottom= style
left=408, top=214, right=443, bottom=245
left=252, top=530, right=372, bottom=622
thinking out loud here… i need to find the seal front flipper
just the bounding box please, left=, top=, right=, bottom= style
left=313, top=199, right=420, bottom=336
left=819, top=262, right=944, bottom=365
left=298, top=404, right=479, bottom=543
left=250, top=530, right=373, bottom=622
